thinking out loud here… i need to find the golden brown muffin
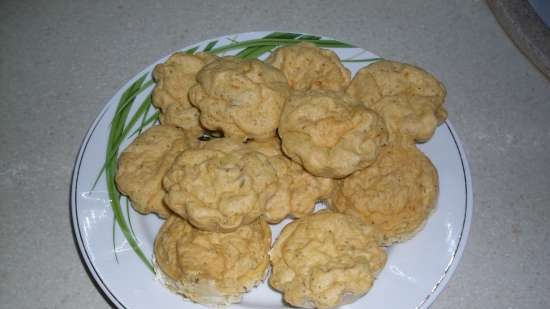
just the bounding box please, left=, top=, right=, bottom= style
left=331, top=144, right=438, bottom=245
left=152, top=52, right=218, bottom=136
left=189, top=57, right=290, bottom=140
left=115, top=125, right=201, bottom=218
left=162, top=138, right=278, bottom=232
left=266, top=42, right=351, bottom=91
left=246, top=138, right=335, bottom=223
left=269, top=210, right=387, bottom=309
left=372, top=95, right=446, bottom=143
left=346, top=60, right=447, bottom=142
left=278, top=90, right=388, bottom=178
left=154, top=216, right=271, bottom=305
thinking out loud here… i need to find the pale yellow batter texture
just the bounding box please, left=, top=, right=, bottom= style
left=346, top=60, right=447, bottom=142
left=267, top=42, right=351, bottom=91
left=162, top=138, right=279, bottom=232
left=154, top=216, right=271, bottom=305
left=189, top=57, right=290, bottom=140
left=152, top=52, right=217, bottom=136
left=269, top=210, right=387, bottom=309
left=278, top=90, right=388, bottom=178
left=332, top=144, right=439, bottom=245
left=115, top=125, right=202, bottom=218
left=246, top=137, right=335, bottom=223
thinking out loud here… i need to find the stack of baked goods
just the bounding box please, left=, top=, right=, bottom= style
left=115, top=42, right=446, bottom=308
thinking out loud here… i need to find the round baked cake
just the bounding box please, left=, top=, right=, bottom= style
left=269, top=210, right=387, bottom=309
left=332, top=143, right=439, bottom=244
left=189, top=57, right=290, bottom=140
left=266, top=42, right=351, bottom=91
left=162, top=138, right=279, bottom=232
left=278, top=90, right=388, bottom=178
left=346, top=60, right=447, bottom=142
left=154, top=216, right=271, bottom=305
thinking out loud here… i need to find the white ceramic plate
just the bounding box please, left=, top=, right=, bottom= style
left=70, top=31, right=473, bottom=309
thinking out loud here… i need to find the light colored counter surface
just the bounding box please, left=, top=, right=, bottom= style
left=1, top=1, right=549, bottom=308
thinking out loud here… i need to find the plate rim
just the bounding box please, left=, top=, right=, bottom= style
left=69, top=30, right=474, bottom=309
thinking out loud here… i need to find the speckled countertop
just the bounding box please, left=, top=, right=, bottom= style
left=1, top=1, right=549, bottom=308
